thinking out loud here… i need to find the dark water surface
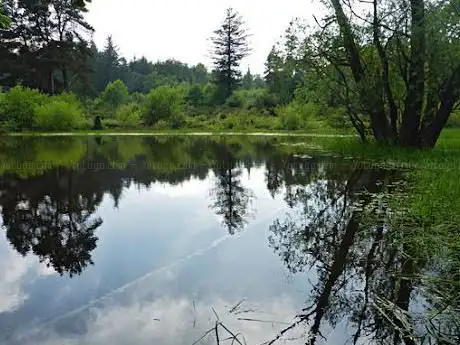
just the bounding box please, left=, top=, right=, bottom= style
left=0, top=136, right=456, bottom=345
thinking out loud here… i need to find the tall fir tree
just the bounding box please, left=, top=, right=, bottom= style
left=242, top=68, right=254, bottom=89
left=99, top=35, right=120, bottom=89
left=210, top=8, right=250, bottom=102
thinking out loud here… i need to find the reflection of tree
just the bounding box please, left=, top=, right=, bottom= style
left=0, top=136, right=280, bottom=274
left=267, top=164, right=437, bottom=345
left=0, top=169, right=103, bottom=277
left=210, top=145, right=255, bottom=235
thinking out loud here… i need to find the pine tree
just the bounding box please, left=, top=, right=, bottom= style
left=264, top=46, right=284, bottom=93
left=210, top=8, right=250, bottom=101
left=100, top=35, right=120, bottom=88
left=242, top=68, right=254, bottom=89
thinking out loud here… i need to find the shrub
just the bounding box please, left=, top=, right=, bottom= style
left=131, top=92, right=147, bottom=105
left=169, top=112, right=185, bottom=129
left=102, top=118, right=121, bottom=129
left=52, top=92, right=82, bottom=106
left=276, top=103, right=305, bottom=130
left=0, top=86, right=47, bottom=131
left=35, top=100, right=85, bottom=131
left=153, top=119, right=169, bottom=129
left=143, top=86, right=185, bottom=126
left=115, top=103, right=142, bottom=128
left=186, top=84, right=204, bottom=107
left=446, top=110, right=460, bottom=128
left=225, top=93, right=243, bottom=108
left=276, top=102, right=323, bottom=130
left=324, top=106, right=349, bottom=128
left=100, top=80, right=129, bottom=110
left=233, top=89, right=279, bottom=110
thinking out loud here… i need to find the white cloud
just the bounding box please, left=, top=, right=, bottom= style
left=16, top=295, right=304, bottom=345
left=85, top=0, right=323, bottom=74
left=0, top=236, right=58, bottom=313
left=0, top=247, right=30, bottom=313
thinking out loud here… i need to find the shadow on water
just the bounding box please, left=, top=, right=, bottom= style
left=0, top=136, right=458, bottom=344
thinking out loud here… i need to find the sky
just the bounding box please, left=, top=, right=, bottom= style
left=85, top=0, right=321, bottom=75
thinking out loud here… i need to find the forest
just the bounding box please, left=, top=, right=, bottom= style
left=0, top=0, right=460, bottom=148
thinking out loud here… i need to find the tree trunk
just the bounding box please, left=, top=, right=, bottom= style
left=399, top=0, right=426, bottom=147
left=331, top=0, right=392, bottom=144
left=62, top=67, right=69, bottom=91
left=50, top=70, right=55, bottom=95
left=421, top=65, right=460, bottom=147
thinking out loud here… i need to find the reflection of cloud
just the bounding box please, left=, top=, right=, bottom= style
left=150, top=178, right=212, bottom=198
left=0, top=245, right=30, bottom=313
left=16, top=295, right=303, bottom=345
left=0, top=239, right=57, bottom=314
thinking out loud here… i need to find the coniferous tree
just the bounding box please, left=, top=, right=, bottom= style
left=264, top=46, right=284, bottom=94
left=210, top=8, right=250, bottom=102
left=99, top=35, right=120, bottom=89
left=242, top=68, right=254, bottom=89
left=0, top=0, right=93, bottom=93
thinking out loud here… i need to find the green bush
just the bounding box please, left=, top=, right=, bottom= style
left=115, top=103, right=142, bottom=128
left=35, top=100, right=85, bottom=131
left=225, top=94, right=243, bottom=108
left=446, top=110, right=460, bottom=128
left=153, top=119, right=169, bottom=129
left=233, top=89, right=279, bottom=110
left=276, top=102, right=324, bottom=130
left=169, top=112, right=185, bottom=129
left=102, top=118, right=121, bottom=129
left=131, top=92, right=147, bottom=105
left=186, top=84, right=204, bottom=107
left=276, top=103, right=305, bottom=130
left=100, top=80, right=129, bottom=110
left=323, top=106, right=349, bottom=128
left=143, top=85, right=185, bottom=126
left=0, top=86, right=47, bottom=131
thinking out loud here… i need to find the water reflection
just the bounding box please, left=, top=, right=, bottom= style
left=0, top=136, right=457, bottom=345
left=210, top=144, right=255, bottom=234
left=269, top=164, right=459, bottom=344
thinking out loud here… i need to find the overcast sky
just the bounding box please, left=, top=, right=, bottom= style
left=85, top=0, right=321, bottom=75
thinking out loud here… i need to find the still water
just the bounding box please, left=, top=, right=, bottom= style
left=0, top=136, right=456, bottom=345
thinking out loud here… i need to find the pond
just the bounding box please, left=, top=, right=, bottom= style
left=0, top=136, right=458, bottom=345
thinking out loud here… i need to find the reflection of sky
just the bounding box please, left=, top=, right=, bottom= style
left=0, top=167, right=316, bottom=345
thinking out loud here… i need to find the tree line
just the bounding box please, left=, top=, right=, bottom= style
left=1, top=1, right=460, bottom=147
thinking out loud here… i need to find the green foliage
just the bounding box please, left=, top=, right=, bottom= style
left=233, top=88, right=279, bottom=110
left=1, top=1, right=92, bottom=93
left=184, top=110, right=279, bottom=131
left=446, top=110, right=460, bottom=128
left=115, top=103, right=142, bottom=128
left=143, top=85, right=185, bottom=126
left=99, top=80, right=129, bottom=110
left=186, top=84, right=204, bottom=107
left=277, top=103, right=304, bottom=130
left=276, top=102, right=321, bottom=130
left=35, top=100, right=85, bottom=131
left=0, top=6, right=10, bottom=29
left=0, top=86, right=47, bottom=131
left=102, top=118, right=121, bottom=129
left=225, top=94, right=243, bottom=108
left=131, top=92, right=147, bottom=105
